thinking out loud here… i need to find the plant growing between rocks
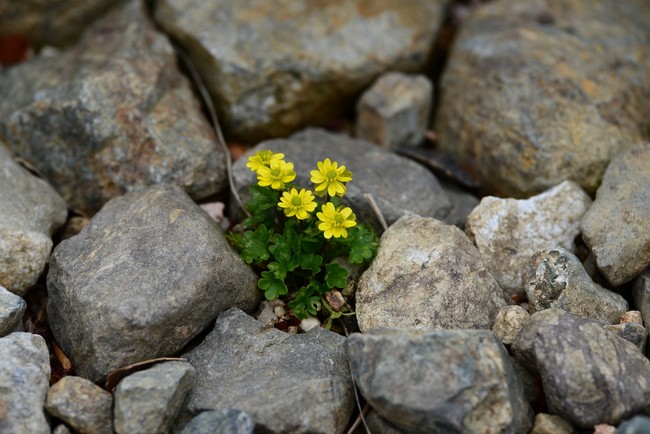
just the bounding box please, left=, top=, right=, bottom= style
left=228, top=150, right=378, bottom=329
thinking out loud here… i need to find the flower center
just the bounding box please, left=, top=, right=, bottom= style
left=333, top=214, right=345, bottom=225
left=271, top=168, right=281, bottom=177
left=326, top=170, right=338, bottom=180
left=291, top=197, right=302, bottom=206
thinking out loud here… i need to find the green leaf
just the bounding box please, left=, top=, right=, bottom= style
left=289, top=282, right=322, bottom=319
left=243, top=185, right=278, bottom=227
left=325, top=263, right=348, bottom=289
left=239, top=225, right=273, bottom=264
left=347, top=224, right=378, bottom=264
left=299, top=253, right=322, bottom=275
left=258, top=271, right=288, bottom=300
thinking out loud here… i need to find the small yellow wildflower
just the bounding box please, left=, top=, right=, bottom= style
left=310, top=158, right=352, bottom=197
left=256, top=158, right=296, bottom=190
left=246, top=150, right=285, bottom=172
left=278, top=188, right=317, bottom=220
left=317, top=202, right=357, bottom=239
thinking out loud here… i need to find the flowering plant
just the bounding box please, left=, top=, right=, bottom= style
left=229, top=150, right=378, bottom=328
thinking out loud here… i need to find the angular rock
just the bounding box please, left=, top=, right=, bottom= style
left=0, top=332, right=50, bottom=434
left=465, top=181, right=591, bottom=297
left=616, top=416, right=650, bottom=434
left=512, top=309, right=650, bottom=427
left=355, top=72, right=432, bottom=149
left=531, top=413, right=574, bottom=434
left=45, top=376, right=113, bottom=434
left=632, top=270, right=650, bottom=326
left=436, top=0, right=650, bottom=197
left=0, top=143, right=67, bottom=295
left=492, top=305, right=530, bottom=346
left=0, top=0, right=226, bottom=215
left=179, top=409, right=254, bottom=434
left=0, top=286, right=26, bottom=336
left=114, top=361, right=195, bottom=434
left=525, top=249, right=628, bottom=324
left=348, top=327, right=533, bottom=433
left=47, top=185, right=259, bottom=382
left=232, top=128, right=452, bottom=229
left=154, top=0, right=447, bottom=141
left=356, top=214, right=508, bottom=332
left=604, top=322, right=647, bottom=353
left=582, top=143, right=650, bottom=286
left=180, top=308, right=354, bottom=434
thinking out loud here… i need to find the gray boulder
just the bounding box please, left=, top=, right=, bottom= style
left=436, top=0, right=650, bottom=197
left=154, top=0, right=448, bottom=141
left=0, top=0, right=226, bottom=215
left=0, top=286, right=26, bottom=336
left=180, top=308, right=354, bottom=434
left=348, top=327, right=533, bottom=433
left=179, top=409, right=254, bottom=434
left=45, top=376, right=113, bottom=434
left=0, top=332, right=51, bottom=434
left=232, top=128, right=452, bottom=229
left=356, top=214, right=508, bottom=332
left=525, top=249, right=628, bottom=324
left=0, top=143, right=67, bottom=295
left=465, top=181, right=591, bottom=298
left=617, top=416, right=650, bottom=434
left=604, top=322, right=647, bottom=353
left=114, top=361, right=195, bottom=434
left=513, top=309, right=650, bottom=427
left=47, top=185, right=259, bottom=382
left=582, top=143, right=650, bottom=286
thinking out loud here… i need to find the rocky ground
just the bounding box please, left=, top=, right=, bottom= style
left=1, top=0, right=649, bottom=433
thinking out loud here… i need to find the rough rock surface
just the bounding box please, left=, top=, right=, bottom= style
left=604, top=322, right=647, bottom=353
left=348, top=327, right=533, bottom=433
left=531, top=413, right=574, bottom=434
left=114, top=361, right=195, bottom=434
left=180, top=308, right=354, bottom=434
left=0, top=0, right=226, bottom=214
left=465, top=181, right=591, bottom=297
left=0, top=0, right=121, bottom=48
left=436, top=0, right=650, bottom=197
left=513, top=309, right=650, bottom=427
left=232, top=129, right=452, bottom=229
left=179, top=409, right=254, bottom=434
left=0, top=143, right=67, bottom=295
left=47, top=185, right=259, bottom=382
left=356, top=214, right=508, bottom=332
left=45, top=376, right=113, bottom=434
left=154, top=0, right=448, bottom=141
left=492, top=305, right=530, bottom=346
left=0, top=286, right=26, bottom=336
left=632, top=270, right=650, bottom=326
left=365, top=412, right=404, bottom=434
left=525, top=249, right=628, bottom=324
left=355, top=72, right=432, bottom=149
left=581, top=143, right=650, bottom=286
left=0, top=333, right=51, bottom=434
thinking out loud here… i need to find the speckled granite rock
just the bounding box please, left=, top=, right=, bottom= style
left=0, top=286, right=26, bottom=336
left=531, top=413, right=574, bottom=434
left=492, top=305, right=530, bottom=346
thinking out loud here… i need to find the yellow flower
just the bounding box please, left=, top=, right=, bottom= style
left=310, top=158, right=352, bottom=197
left=317, top=202, right=357, bottom=239
left=246, top=150, right=285, bottom=172
left=278, top=188, right=317, bottom=220
left=256, top=158, right=296, bottom=190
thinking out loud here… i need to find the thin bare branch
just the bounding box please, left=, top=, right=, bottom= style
left=363, top=193, right=388, bottom=232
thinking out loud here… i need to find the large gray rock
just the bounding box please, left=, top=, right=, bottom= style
left=47, top=185, right=259, bottom=383
left=114, top=361, right=194, bottom=434
left=154, top=0, right=448, bottom=141
left=0, top=332, right=51, bottom=434
left=582, top=143, right=650, bottom=286
left=45, top=376, right=113, bottom=434
left=180, top=308, right=354, bottom=434
left=348, top=328, right=533, bottom=433
left=617, top=416, right=650, bottom=434
left=232, top=129, right=452, bottom=229
left=0, top=143, right=67, bottom=295
left=0, top=0, right=226, bottom=215
left=0, top=286, right=26, bottom=336
left=513, top=309, right=650, bottom=427
left=436, top=0, right=650, bottom=197
left=465, top=181, right=591, bottom=298
left=179, top=409, right=254, bottom=434
left=356, top=214, right=508, bottom=332
left=525, top=249, right=628, bottom=324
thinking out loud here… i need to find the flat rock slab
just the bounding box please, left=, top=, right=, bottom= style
left=436, top=0, right=650, bottom=197
left=232, top=128, right=452, bottom=229
left=348, top=328, right=533, bottom=433
left=465, top=181, right=591, bottom=297
left=0, top=333, right=51, bottom=434
left=0, top=143, right=67, bottom=295
left=180, top=308, right=354, bottom=434
left=513, top=309, right=650, bottom=427
left=47, top=185, right=259, bottom=383
left=356, top=214, right=508, bottom=332
left=154, top=0, right=448, bottom=141
left=0, top=286, right=26, bottom=336
left=0, top=0, right=226, bottom=215
left=582, top=143, right=650, bottom=286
